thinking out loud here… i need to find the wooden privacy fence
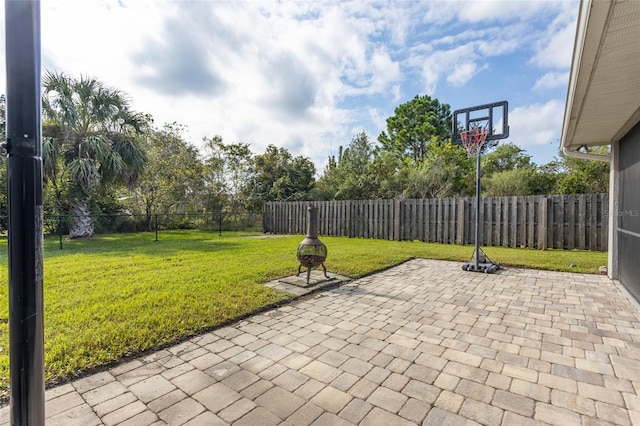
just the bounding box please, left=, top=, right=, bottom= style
left=264, top=194, right=609, bottom=251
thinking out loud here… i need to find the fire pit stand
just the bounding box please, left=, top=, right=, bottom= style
left=297, top=206, right=329, bottom=284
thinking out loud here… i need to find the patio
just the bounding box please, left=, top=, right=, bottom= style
left=2, top=258, right=639, bottom=425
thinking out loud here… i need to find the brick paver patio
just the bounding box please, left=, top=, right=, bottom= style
left=2, top=258, right=640, bottom=425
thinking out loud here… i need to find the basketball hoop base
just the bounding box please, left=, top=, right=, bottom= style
left=462, top=247, right=500, bottom=274
left=462, top=261, right=500, bottom=274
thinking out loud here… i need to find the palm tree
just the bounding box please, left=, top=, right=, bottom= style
left=42, top=71, right=147, bottom=238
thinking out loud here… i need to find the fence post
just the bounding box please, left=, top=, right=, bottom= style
left=539, top=197, right=548, bottom=250
left=59, top=215, right=63, bottom=250
left=155, top=214, right=158, bottom=242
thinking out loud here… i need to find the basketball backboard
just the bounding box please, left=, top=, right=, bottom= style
left=451, top=101, right=509, bottom=145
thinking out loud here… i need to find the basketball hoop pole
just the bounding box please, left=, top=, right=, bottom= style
left=458, top=128, right=499, bottom=273
left=474, top=149, right=481, bottom=271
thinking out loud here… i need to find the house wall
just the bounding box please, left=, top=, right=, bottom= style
left=618, top=120, right=640, bottom=300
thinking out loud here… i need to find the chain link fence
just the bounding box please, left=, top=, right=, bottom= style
left=29, top=212, right=263, bottom=248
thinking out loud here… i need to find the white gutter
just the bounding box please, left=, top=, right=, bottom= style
left=562, top=145, right=610, bottom=162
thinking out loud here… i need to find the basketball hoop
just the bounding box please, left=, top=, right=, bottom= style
left=460, top=128, right=489, bottom=157
left=452, top=101, right=508, bottom=274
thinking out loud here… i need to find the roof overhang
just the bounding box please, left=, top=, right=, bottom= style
left=561, top=0, right=640, bottom=150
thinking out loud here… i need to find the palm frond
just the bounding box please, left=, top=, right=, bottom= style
left=101, top=151, right=125, bottom=180
left=42, top=137, right=61, bottom=179
left=68, top=158, right=99, bottom=191
left=113, top=138, right=147, bottom=169
left=79, top=135, right=111, bottom=162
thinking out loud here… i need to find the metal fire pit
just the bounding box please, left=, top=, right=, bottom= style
left=297, top=206, right=329, bottom=284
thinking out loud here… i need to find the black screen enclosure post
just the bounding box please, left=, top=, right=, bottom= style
left=5, top=0, right=46, bottom=424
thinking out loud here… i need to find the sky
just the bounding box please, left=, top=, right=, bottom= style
left=0, top=0, right=579, bottom=173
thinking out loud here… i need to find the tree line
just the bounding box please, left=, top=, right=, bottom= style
left=0, top=72, right=609, bottom=238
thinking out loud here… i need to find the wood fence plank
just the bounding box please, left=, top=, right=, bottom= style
left=492, top=198, right=498, bottom=246
left=566, top=195, right=575, bottom=249
left=378, top=200, right=383, bottom=239
left=407, top=200, right=413, bottom=240
left=415, top=200, right=424, bottom=241
left=528, top=196, right=535, bottom=248
left=407, top=199, right=414, bottom=240
left=457, top=199, right=465, bottom=245
left=335, top=201, right=340, bottom=236
left=424, top=199, right=431, bottom=242
left=378, top=199, right=384, bottom=239
left=415, top=199, right=420, bottom=241
left=501, top=198, right=508, bottom=247
left=486, top=198, right=493, bottom=246
left=450, top=199, right=457, bottom=243
left=578, top=195, right=586, bottom=249
left=466, top=198, right=472, bottom=245
left=359, top=200, right=364, bottom=238
left=358, top=200, right=362, bottom=238
left=590, top=194, right=598, bottom=250
left=538, top=197, right=548, bottom=250
left=452, top=199, right=458, bottom=244
left=450, top=199, right=456, bottom=244
left=341, top=200, right=347, bottom=236
left=381, top=200, right=386, bottom=240
left=325, top=201, right=330, bottom=235
left=437, top=200, right=443, bottom=243
left=510, top=197, right=518, bottom=247
left=517, top=197, right=525, bottom=248
left=411, top=199, right=416, bottom=240
left=371, top=200, right=376, bottom=239
left=601, top=194, right=609, bottom=251
left=379, top=200, right=384, bottom=239
left=359, top=201, right=364, bottom=238
left=477, top=197, right=483, bottom=246
left=346, top=200, right=350, bottom=237
left=428, top=199, right=434, bottom=242
left=332, top=201, right=337, bottom=236
left=494, top=198, right=501, bottom=246
left=368, top=200, right=373, bottom=238
left=371, top=200, right=376, bottom=238
left=443, top=199, right=449, bottom=243
left=360, top=201, right=365, bottom=237
left=387, top=199, right=393, bottom=240
left=556, top=196, right=564, bottom=249
left=394, top=200, right=401, bottom=241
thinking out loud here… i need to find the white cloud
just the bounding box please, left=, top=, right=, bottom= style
left=448, top=61, right=484, bottom=86
left=508, top=100, right=565, bottom=148
left=457, top=0, right=566, bottom=23
left=367, top=107, right=387, bottom=132
left=420, top=43, right=485, bottom=93
left=0, top=0, right=578, bottom=169
left=530, top=4, right=579, bottom=69
left=533, top=71, right=570, bottom=91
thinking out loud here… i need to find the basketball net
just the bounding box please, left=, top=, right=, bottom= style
left=460, top=128, right=489, bottom=157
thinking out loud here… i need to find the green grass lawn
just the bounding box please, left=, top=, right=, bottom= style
left=0, top=231, right=607, bottom=398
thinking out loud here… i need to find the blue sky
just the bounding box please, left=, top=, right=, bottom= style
left=0, top=0, right=578, bottom=171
